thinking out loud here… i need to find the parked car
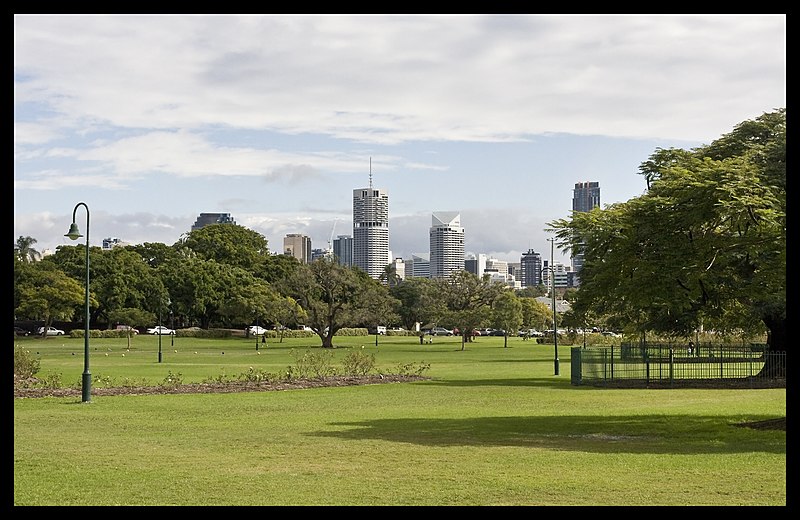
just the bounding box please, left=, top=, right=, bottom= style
left=368, top=325, right=387, bottom=335
left=115, top=325, right=139, bottom=334
left=14, top=326, right=30, bottom=337
left=146, top=326, right=175, bottom=335
left=427, top=327, right=453, bottom=336
left=602, top=331, right=622, bottom=338
left=477, top=328, right=494, bottom=336
left=488, top=329, right=506, bottom=336
left=247, top=325, right=268, bottom=335
left=37, top=326, right=65, bottom=336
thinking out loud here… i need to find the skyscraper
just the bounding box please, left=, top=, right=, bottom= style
left=571, top=181, right=600, bottom=281
left=332, top=235, right=354, bottom=266
left=429, top=211, right=464, bottom=279
left=191, top=212, right=237, bottom=231
left=519, top=249, right=543, bottom=288
left=283, top=233, right=312, bottom=264
left=573, top=181, right=600, bottom=213
left=352, top=162, right=389, bottom=280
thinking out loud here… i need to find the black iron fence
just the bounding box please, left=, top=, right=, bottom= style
left=571, top=344, right=786, bottom=388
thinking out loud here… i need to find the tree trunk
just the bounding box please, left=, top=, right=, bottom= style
left=758, top=313, right=786, bottom=378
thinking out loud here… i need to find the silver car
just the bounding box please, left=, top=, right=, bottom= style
left=37, top=326, right=65, bottom=336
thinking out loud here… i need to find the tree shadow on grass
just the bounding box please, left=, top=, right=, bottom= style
left=310, top=414, right=785, bottom=455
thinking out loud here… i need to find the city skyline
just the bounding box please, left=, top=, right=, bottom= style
left=14, top=15, right=785, bottom=263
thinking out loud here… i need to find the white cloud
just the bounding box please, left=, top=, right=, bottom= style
left=14, top=14, right=785, bottom=258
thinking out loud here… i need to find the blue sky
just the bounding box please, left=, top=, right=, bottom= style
left=13, top=14, right=786, bottom=264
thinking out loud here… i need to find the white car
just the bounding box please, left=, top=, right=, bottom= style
left=37, top=326, right=65, bottom=336
left=147, top=326, right=175, bottom=335
left=247, top=325, right=268, bottom=335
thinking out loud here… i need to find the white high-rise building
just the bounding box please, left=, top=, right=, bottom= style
left=391, top=257, right=406, bottom=281
left=429, top=211, right=464, bottom=279
left=352, top=164, right=389, bottom=280
left=465, top=253, right=487, bottom=278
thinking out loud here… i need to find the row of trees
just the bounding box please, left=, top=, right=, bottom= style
left=13, top=227, right=556, bottom=350
left=14, top=110, right=785, bottom=358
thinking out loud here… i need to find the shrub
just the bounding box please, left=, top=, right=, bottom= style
left=14, top=346, right=40, bottom=379
left=395, top=362, right=431, bottom=377
left=288, top=348, right=337, bottom=379
left=36, top=372, right=63, bottom=389
left=159, top=371, right=184, bottom=389
left=342, top=351, right=376, bottom=376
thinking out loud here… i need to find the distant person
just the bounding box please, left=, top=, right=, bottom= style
left=688, top=341, right=694, bottom=356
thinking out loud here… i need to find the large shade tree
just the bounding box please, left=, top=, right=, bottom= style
left=389, top=277, right=438, bottom=332
left=434, top=271, right=505, bottom=350
left=281, top=258, right=398, bottom=348
left=548, top=109, right=785, bottom=372
left=14, top=258, right=89, bottom=335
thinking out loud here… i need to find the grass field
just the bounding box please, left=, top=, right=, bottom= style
left=13, top=333, right=786, bottom=506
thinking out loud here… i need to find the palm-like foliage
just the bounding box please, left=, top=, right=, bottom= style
left=14, top=236, right=41, bottom=263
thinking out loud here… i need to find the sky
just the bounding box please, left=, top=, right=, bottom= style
left=13, top=14, right=786, bottom=265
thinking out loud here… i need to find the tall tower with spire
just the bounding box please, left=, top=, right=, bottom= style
left=352, top=158, right=389, bottom=280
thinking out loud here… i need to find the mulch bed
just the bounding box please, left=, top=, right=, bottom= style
left=14, top=374, right=428, bottom=399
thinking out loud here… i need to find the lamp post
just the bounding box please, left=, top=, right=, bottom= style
left=255, top=311, right=260, bottom=351
left=548, top=238, right=560, bottom=376
left=170, top=306, right=174, bottom=347
left=158, top=298, right=163, bottom=363
left=65, top=202, right=91, bottom=403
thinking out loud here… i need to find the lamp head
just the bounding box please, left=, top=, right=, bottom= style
left=65, top=223, right=83, bottom=241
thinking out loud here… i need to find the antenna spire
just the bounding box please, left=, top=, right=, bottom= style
left=369, top=157, right=373, bottom=189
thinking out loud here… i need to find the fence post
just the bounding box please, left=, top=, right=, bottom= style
left=669, top=348, right=674, bottom=385
left=571, top=347, right=582, bottom=386
left=610, top=345, right=614, bottom=380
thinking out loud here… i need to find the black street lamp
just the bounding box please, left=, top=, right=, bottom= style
left=170, top=306, right=174, bottom=347
left=548, top=238, right=560, bottom=376
left=158, top=298, right=163, bottom=363
left=255, top=311, right=260, bottom=351
left=65, top=202, right=91, bottom=403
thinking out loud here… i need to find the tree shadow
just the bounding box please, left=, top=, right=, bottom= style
left=310, top=414, right=785, bottom=455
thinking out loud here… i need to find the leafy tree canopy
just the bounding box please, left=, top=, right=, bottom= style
left=180, top=223, right=270, bottom=272
left=548, top=109, right=785, bottom=352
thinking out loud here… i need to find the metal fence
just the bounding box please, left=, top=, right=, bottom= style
left=571, top=344, right=786, bottom=388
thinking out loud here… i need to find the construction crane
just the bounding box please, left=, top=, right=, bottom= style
left=327, top=218, right=338, bottom=251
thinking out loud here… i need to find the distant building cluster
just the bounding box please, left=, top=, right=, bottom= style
left=318, top=177, right=598, bottom=293
left=107, top=174, right=599, bottom=293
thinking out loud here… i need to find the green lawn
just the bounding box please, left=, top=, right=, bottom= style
left=13, top=334, right=786, bottom=506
